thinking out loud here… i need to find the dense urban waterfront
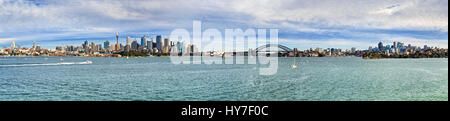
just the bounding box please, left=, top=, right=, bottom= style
left=0, top=56, right=447, bottom=101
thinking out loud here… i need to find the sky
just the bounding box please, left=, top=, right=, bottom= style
left=0, top=0, right=448, bottom=50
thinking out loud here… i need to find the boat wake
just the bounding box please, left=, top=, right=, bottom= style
left=0, top=61, right=93, bottom=67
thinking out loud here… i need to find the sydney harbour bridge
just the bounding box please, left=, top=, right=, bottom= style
left=240, top=44, right=294, bottom=57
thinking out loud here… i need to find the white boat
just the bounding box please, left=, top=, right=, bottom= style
left=85, top=60, right=93, bottom=64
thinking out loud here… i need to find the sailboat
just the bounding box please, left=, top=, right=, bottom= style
left=290, top=56, right=297, bottom=69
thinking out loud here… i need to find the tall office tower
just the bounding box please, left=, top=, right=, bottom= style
left=156, top=35, right=162, bottom=52
left=393, top=41, right=398, bottom=49
left=147, top=38, right=153, bottom=51
left=176, top=41, right=181, bottom=54
left=97, top=44, right=102, bottom=51
left=11, top=41, right=15, bottom=50
left=131, top=39, right=139, bottom=51
left=141, top=35, right=146, bottom=48
left=181, top=41, right=185, bottom=54
left=126, top=36, right=131, bottom=52
left=33, top=41, right=37, bottom=50
left=378, top=42, right=384, bottom=51
left=104, top=40, right=110, bottom=50
left=90, top=42, right=96, bottom=52
left=83, top=40, right=89, bottom=50
left=164, top=38, right=170, bottom=53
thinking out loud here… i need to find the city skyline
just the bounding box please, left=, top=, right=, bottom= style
left=2, top=35, right=447, bottom=52
left=0, top=0, right=448, bottom=50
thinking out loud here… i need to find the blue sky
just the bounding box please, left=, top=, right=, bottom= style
left=0, top=0, right=448, bottom=50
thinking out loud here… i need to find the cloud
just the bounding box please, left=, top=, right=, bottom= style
left=0, top=0, right=447, bottom=49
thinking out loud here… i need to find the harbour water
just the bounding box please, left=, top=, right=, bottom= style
left=0, top=56, right=447, bottom=101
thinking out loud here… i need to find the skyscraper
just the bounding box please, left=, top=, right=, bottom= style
left=90, top=42, right=96, bottom=52
left=393, top=41, right=398, bottom=49
left=126, top=36, right=131, bottom=52
left=33, top=41, right=37, bottom=50
left=156, top=35, right=162, bottom=52
left=102, top=40, right=109, bottom=51
left=11, top=41, right=15, bottom=50
left=164, top=38, right=170, bottom=53
left=141, top=35, right=146, bottom=48
left=147, top=38, right=153, bottom=53
left=378, top=42, right=384, bottom=51
left=83, top=40, right=89, bottom=51
left=131, top=39, right=139, bottom=51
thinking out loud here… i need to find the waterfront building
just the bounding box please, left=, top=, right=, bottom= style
left=104, top=40, right=110, bottom=50
left=126, top=36, right=131, bottom=52
left=176, top=41, right=182, bottom=54
left=33, top=41, right=37, bottom=51
left=131, top=39, right=139, bottom=51
left=163, top=38, right=170, bottom=53
left=83, top=40, right=89, bottom=51
left=393, top=41, right=398, bottom=49
left=90, top=42, right=96, bottom=52
left=97, top=44, right=102, bottom=51
left=11, top=41, right=15, bottom=50
left=156, top=35, right=162, bottom=52
left=147, top=38, right=153, bottom=53
left=141, top=35, right=146, bottom=48
left=378, top=42, right=384, bottom=51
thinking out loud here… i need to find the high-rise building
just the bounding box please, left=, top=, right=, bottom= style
left=126, top=36, right=131, bottom=52
left=97, top=44, right=102, bottom=51
left=156, top=35, right=162, bottom=52
left=147, top=38, right=153, bottom=52
left=33, top=41, right=37, bottom=50
left=141, top=35, right=146, bottom=48
left=378, top=42, right=384, bottom=51
left=393, top=41, right=398, bottom=49
left=176, top=41, right=181, bottom=54
left=104, top=40, right=110, bottom=50
left=164, top=38, right=170, bottom=53
left=11, top=41, right=15, bottom=50
left=131, top=39, right=139, bottom=51
left=90, top=42, right=96, bottom=52
left=83, top=40, right=89, bottom=51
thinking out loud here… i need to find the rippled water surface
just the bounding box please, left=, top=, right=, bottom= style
left=0, top=56, right=447, bottom=101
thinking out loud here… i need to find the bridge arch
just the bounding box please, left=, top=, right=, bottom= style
left=255, top=44, right=293, bottom=53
